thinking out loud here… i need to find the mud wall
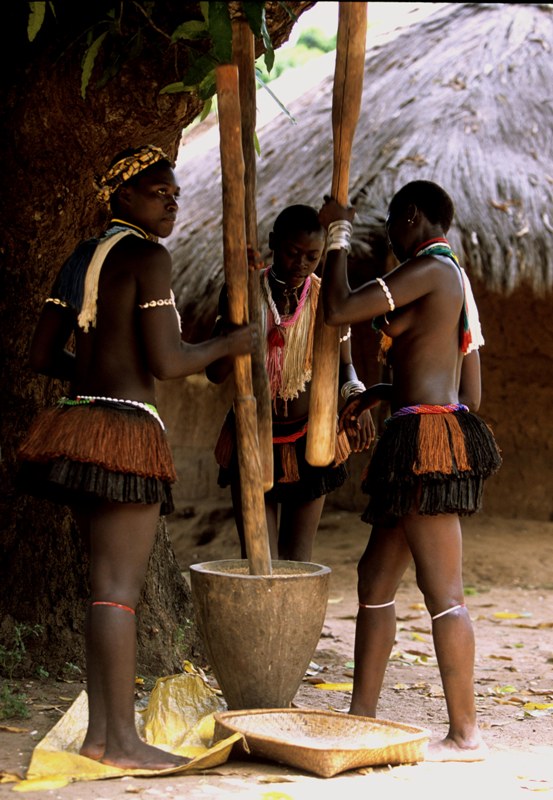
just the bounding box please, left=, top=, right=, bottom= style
left=158, top=283, right=553, bottom=522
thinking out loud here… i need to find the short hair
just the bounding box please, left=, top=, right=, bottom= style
left=272, top=204, right=324, bottom=240
left=388, top=180, right=454, bottom=232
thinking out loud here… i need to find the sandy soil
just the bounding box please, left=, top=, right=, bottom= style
left=1, top=504, right=553, bottom=798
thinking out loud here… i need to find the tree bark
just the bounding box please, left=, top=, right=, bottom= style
left=0, top=1, right=310, bottom=678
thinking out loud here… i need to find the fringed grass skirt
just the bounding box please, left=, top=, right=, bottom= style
left=17, top=401, right=176, bottom=514
left=215, top=409, right=349, bottom=503
left=361, top=407, right=502, bottom=526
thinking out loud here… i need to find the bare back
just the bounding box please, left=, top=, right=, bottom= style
left=72, top=235, right=177, bottom=404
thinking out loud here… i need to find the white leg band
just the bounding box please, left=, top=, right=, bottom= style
left=432, top=603, right=465, bottom=621
left=359, top=600, right=395, bottom=609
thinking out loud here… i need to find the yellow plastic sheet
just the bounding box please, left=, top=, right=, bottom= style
left=13, top=670, right=243, bottom=792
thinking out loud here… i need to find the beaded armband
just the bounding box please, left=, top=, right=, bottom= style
left=339, top=326, right=352, bottom=343
left=138, top=297, right=176, bottom=309
left=375, top=276, right=395, bottom=323
left=45, top=297, right=69, bottom=308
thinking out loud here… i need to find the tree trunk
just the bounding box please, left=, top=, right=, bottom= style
left=0, top=1, right=311, bottom=678
left=0, top=511, right=204, bottom=677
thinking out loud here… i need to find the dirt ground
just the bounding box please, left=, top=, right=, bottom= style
left=1, top=504, right=553, bottom=798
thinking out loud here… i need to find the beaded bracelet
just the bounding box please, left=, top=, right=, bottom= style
left=326, top=219, right=353, bottom=253
left=341, top=379, right=367, bottom=401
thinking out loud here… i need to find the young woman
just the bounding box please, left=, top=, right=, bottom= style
left=18, top=145, right=255, bottom=770
left=318, top=181, right=502, bottom=761
left=207, top=204, right=374, bottom=562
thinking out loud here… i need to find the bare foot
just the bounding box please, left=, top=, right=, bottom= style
left=425, top=737, right=489, bottom=762
left=100, top=741, right=191, bottom=771
left=79, top=741, right=105, bottom=761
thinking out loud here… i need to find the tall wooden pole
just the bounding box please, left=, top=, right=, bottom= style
left=306, top=2, right=368, bottom=467
left=216, top=64, right=272, bottom=575
left=232, top=20, right=274, bottom=492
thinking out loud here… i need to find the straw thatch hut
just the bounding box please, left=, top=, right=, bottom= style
left=160, top=2, right=553, bottom=522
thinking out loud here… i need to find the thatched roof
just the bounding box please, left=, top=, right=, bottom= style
left=168, top=3, right=553, bottom=340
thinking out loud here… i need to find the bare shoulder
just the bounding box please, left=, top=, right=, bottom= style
left=114, top=236, right=172, bottom=276
left=411, top=253, right=463, bottom=293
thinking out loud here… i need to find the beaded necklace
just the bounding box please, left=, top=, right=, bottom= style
left=263, top=268, right=311, bottom=339
left=269, top=268, right=306, bottom=316
left=261, top=267, right=319, bottom=411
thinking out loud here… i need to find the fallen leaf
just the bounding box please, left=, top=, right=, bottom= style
left=259, top=777, right=296, bottom=785
left=12, top=777, right=71, bottom=792
left=313, top=682, right=353, bottom=691
left=1, top=771, right=24, bottom=784
left=0, top=725, right=29, bottom=733
left=424, top=685, right=445, bottom=698
left=390, top=650, right=437, bottom=666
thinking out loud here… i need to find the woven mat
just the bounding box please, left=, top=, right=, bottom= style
left=214, top=708, right=430, bottom=778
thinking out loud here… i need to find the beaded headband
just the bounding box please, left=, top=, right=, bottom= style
left=95, top=145, right=171, bottom=203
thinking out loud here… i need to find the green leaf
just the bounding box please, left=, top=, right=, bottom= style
left=258, top=7, right=275, bottom=73
left=199, top=98, right=213, bottom=121
left=171, top=20, right=209, bottom=43
left=27, top=1, right=46, bottom=42
left=242, top=1, right=265, bottom=37
left=159, top=81, right=188, bottom=95
left=197, top=69, right=217, bottom=101
left=180, top=53, right=217, bottom=88
left=278, top=1, right=299, bottom=24
left=81, top=31, right=108, bottom=99
left=255, top=68, right=296, bottom=124
left=208, top=2, right=232, bottom=63
left=253, top=130, right=261, bottom=156
left=199, top=1, right=210, bottom=23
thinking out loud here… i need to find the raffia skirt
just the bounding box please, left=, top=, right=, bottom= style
left=17, top=401, right=176, bottom=515
left=215, top=409, right=350, bottom=504
left=361, top=406, right=502, bottom=526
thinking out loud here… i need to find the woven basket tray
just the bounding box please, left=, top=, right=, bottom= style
left=213, top=708, right=430, bottom=778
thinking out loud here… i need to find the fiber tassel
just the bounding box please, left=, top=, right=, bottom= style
left=18, top=405, right=176, bottom=481
left=445, top=414, right=470, bottom=471
left=53, top=239, right=99, bottom=311
left=214, top=412, right=235, bottom=469
left=279, top=444, right=300, bottom=483
left=78, top=231, right=139, bottom=331
left=414, top=415, right=454, bottom=475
